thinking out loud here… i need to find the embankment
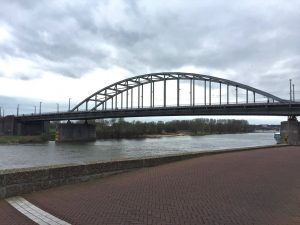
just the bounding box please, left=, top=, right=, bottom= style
left=0, top=135, right=48, bottom=144
left=0, top=145, right=286, bottom=199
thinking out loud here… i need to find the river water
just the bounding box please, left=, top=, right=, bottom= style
left=0, top=133, right=276, bottom=170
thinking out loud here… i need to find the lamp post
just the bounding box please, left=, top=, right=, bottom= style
left=39, top=102, right=42, bottom=114
left=68, top=98, right=71, bottom=112
left=290, top=79, right=292, bottom=102
left=17, top=104, right=19, bottom=116
left=57, top=103, right=59, bottom=113
left=293, top=84, right=295, bottom=102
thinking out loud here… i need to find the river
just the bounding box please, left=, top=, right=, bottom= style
left=0, top=133, right=276, bottom=170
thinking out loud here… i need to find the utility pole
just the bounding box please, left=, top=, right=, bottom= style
left=17, top=104, right=19, bottom=116
left=289, top=79, right=292, bottom=102
left=68, top=98, right=71, bottom=112
left=293, top=84, right=295, bottom=102
left=57, top=103, right=59, bottom=113
left=39, top=102, right=42, bottom=114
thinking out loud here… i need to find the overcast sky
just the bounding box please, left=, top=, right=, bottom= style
left=0, top=0, right=299, bottom=123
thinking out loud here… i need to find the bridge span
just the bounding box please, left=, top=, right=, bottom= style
left=14, top=72, right=300, bottom=120
left=16, top=103, right=300, bottom=122
left=0, top=72, right=300, bottom=144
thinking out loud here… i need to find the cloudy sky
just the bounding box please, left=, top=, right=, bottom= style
left=0, top=0, right=299, bottom=123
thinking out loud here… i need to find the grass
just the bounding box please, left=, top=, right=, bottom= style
left=0, top=135, right=48, bottom=144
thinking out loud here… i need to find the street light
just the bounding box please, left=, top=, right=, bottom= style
left=39, top=102, right=42, bottom=114
left=293, top=84, right=295, bottom=102
left=17, top=104, right=19, bottom=116
left=68, top=98, right=71, bottom=112
left=57, top=103, right=59, bottom=113
left=290, top=79, right=292, bottom=102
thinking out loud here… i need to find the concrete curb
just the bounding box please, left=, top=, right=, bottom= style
left=0, top=144, right=288, bottom=199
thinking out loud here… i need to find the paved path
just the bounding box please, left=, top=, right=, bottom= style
left=1, top=146, right=300, bottom=225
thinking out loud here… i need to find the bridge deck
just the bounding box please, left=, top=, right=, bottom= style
left=15, top=103, right=300, bottom=121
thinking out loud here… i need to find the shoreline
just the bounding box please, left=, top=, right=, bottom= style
left=0, top=144, right=285, bottom=199
left=99, top=131, right=276, bottom=140
left=141, top=132, right=189, bottom=138
left=0, top=131, right=276, bottom=144
left=0, top=135, right=48, bottom=144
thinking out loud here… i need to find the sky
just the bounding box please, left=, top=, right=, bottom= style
left=0, top=0, right=299, bottom=124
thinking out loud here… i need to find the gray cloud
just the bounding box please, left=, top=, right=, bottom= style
left=0, top=0, right=300, bottom=99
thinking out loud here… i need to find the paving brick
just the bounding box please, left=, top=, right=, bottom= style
left=3, top=146, right=300, bottom=225
left=0, top=200, right=36, bottom=225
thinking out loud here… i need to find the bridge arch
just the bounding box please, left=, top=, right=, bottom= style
left=72, top=72, right=288, bottom=112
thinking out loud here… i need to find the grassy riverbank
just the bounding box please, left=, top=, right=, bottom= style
left=141, top=131, right=211, bottom=138
left=95, top=118, right=253, bottom=139
left=0, top=135, right=48, bottom=144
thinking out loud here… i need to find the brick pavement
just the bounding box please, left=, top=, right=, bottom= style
left=1, top=146, right=300, bottom=225
left=0, top=200, right=35, bottom=225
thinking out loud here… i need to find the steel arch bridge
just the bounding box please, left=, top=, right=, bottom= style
left=72, top=72, right=288, bottom=112
left=17, top=72, right=300, bottom=122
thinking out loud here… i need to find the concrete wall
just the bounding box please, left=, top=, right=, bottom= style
left=280, top=119, right=300, bottom=145
left=17, top=121, right=50, bottom=136
left=0, top=116, right=49, bottom=136
left=56, top=123, right=96, bottom=142
left=0, top=145, right=285, bottom=199
left=0, top=116, right=17, bottom=135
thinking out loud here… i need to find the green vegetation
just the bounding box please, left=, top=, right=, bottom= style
left=0, top=135, right=48, bottom=144
left=0, top=118, right=256, bottom=142
left=94, top=118, right=254, bottom=139
left=48, top=127, right=56, bottom=141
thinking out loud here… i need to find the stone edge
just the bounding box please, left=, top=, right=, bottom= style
left=0, top=144, right=288, bottom=199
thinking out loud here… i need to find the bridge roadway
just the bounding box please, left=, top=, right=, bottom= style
left=17, top=102, right=300, bottom=122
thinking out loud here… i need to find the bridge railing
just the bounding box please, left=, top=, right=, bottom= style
left=16, top=101, right=293, bottom=118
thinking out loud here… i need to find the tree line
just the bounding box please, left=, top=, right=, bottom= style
left=94, top=118, right=254, bottom=139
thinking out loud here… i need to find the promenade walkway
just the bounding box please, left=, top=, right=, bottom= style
left=1, top=146, right=299, bottom=225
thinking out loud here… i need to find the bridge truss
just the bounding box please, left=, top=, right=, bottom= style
left=72, top=72, right=288, bottom=112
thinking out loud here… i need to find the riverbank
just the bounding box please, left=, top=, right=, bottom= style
left=142, top=131, right=210, bottom=138
left=0, top=144, right=284, bottom=199
left=0, top=131, right=274, bottom=143
left=0, top=135, right=48, bottom=144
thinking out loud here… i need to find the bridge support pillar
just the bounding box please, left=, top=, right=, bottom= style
left=280, top=116, right=300, bottom=145
left=17, top=121, right=50, bottom=136
left=56, top=122, right=96, bottom=142
left=0, top=116, right=16, bottom=135
left=0, top=116, right=49, bottom=136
